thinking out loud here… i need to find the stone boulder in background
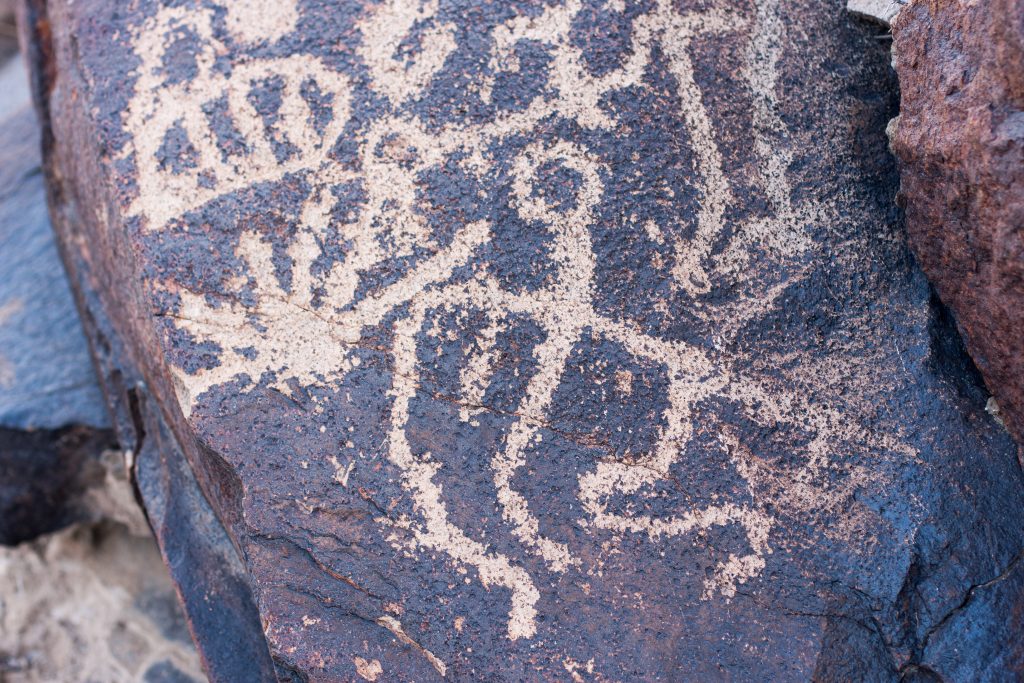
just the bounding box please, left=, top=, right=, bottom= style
left=22, top=0, right=1024, bottom=680
left=0, top=51, right=204, bottom=683
left=0, top=90, right=121, bottom=545
left=890, top=0, right=1024, bottom=449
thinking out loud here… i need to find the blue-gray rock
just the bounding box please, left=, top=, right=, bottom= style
left=0, top=90, right=107, bottom=431
left=0, top=61, right=114, bottom=545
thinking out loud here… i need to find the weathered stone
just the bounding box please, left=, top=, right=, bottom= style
left=0, top=102, right=108, bottom=430
left=0, top=70, right=120, bottom=544
left=24, top=0, right=1024, bottom=680
left=0, top=39, right=265, bottom=679
left=0, top=52, right=204, bottom=683
left=130, top=384, right=281, bottom=682
left=890, top=0, right=1024, bottom=449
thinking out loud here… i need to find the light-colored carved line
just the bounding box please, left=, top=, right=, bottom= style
left=224, top=0, right=298, bottom=45
left=481, top=140, right=604, bottom=572
left=358, top=0, right=458, bottom=107
left=343, top=221, right=491, bottom=330
left=376, top=615, right=448, bottom=677
left=650, top=3, right=737, bottom=296
left=126, top=7, right=354, bottom=232
left=141, top=0, right=919, bottom=640
left=387, top=299, right=540, bottom=641
left=576, top=310, right=773, bottom=596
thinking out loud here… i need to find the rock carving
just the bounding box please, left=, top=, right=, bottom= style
left=129, top=0, right=909, bottom=641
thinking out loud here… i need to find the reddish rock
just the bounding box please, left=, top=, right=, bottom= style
left=22, top=0, right=1024, bottom=680
left=890, top=0, right=1024, bottom=447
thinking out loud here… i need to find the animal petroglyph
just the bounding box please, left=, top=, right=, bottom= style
left=128, top=0, right=912, bottom=642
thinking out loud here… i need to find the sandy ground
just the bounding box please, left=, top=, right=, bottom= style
left=0, top=519, right=205, bottom=683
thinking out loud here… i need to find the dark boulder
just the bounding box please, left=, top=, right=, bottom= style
left=0, top=44, right=255, bottom=678
left=0, top=95, right=118, bottom=545
left=23, top=0, right=1024, bottom=680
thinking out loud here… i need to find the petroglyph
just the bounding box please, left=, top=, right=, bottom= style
left=376, top=615, right=448, bottom=677
left=358, top=0, right=458, bottom=106
left=224, top=0, right=298, bottom=44
left=124, top=5, right=354, bottom=232
left=128, top=0, right=914, bottom=642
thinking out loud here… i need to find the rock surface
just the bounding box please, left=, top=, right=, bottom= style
left=0, top=75, right=119, bottom=544
left=890, top=0, right=1024, bottom=449
left=18, top=1, right=280, bottom=679
left=0, top=49, right=203, bottom=682
left=24, top=0, right=1024, bottom=680
left=0, top=83, right=107, bottom=432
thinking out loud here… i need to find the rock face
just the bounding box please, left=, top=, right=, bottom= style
left=23, top=0, right=1024, bottom=680
left=0, top=51, right=205, bottom=681
left=890, top=0, right=1024, bottom=447
left=0, top=52, right=205, bottom=682
left=0, top=105, right=108, bottom=432
left=0, top=83, right=118, bottom=544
